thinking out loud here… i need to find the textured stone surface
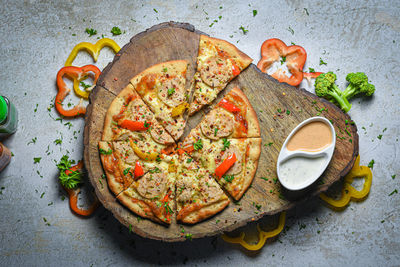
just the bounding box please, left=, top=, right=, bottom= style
left=0, top=0, right=399, bottom=265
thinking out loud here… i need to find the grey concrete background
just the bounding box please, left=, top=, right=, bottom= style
left=0, top=0, right=399, bottom=266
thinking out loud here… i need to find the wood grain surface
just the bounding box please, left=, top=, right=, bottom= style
left=83, top=22, right=359, bottom=242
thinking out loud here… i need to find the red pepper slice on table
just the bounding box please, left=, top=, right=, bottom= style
left=64, top=161, right=99, bottom=216
left=215, top=153, right=237, bottom=178
left=257, top=38, right=307, bottom=86
left=218, top=98, right=241, bottom=113
left=119, top=120, right=151, bottom=131
left=56, top=65, right=101, bottom=117
left=134, top=161, right=144, bottom=178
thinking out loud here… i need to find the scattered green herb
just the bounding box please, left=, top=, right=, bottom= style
left=287, top=26, right=294, bottom=35
left=304, top=8, right=309, bottom=16
left=111, top=26, right=122, bottom=35
left=253, top=10, right=258, bottom=17
left=186, top=158, right=192, bottom=163
left=34, top=157, right=42, bottom=164
left=239, top=26, right=248, bottom=34
left=389, top=189, right=398, bottom=196
left=280, top=56, right=286, bottom=65
left=223, top=174, right=235, bottom=183
left=367, top=159, right=375, bottom=169
left=85, top=28, right=97, bottom=37
left=167, top=88, right=175, bottom=96
left=99, top=148, right=113, bottom=155
left=319, top=58, right=327, bottom=65
left=377, top=134, right=382, bottom=140
left=309, top=67, right=315, bottom=73
left=193, top=139, right=203, bottom=150
left=222, top=138, right=230, bottom=151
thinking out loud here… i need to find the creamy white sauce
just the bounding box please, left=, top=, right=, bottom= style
left=279, top=156, right=327, bottom=188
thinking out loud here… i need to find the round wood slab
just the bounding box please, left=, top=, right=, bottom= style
left=83, top=22, right=359, bottom=242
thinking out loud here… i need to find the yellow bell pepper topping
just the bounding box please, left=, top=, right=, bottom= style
left=129, top=140, right=158, bottom=161
left=65, top=38, right=121, bottom=99
left=171, top=102, right=189, bottom=117
left=221, top=212, right=286, bottom=251
left=168, top=161, right=177, bottom=173
left=319, top=155, right=372, bottom=211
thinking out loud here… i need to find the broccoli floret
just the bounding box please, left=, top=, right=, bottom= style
left=314, top=71, right=352, bottom=112
left=342, top=72, right=375, bottom=99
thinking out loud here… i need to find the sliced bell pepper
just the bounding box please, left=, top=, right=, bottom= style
left=63, top=161, right=99, bottom=216
left=215, top=153, right=237, bottom=178
left=119, top=120, right=151, bottom=131
left=56, top=65, right=101, bottom=116
left=134, top=161, right=144, bottom=178
left=171, top=102, right=189, bottom=117
left=303, top=71, right=324, bottom=85
left=218, top=98, right=241, bottom=113
left=257, top=38, right=307, bottom=86
left=65, top=38, right=121, bottom=67
left=231, top=62, right=241, bottom=76
left=129, top=139, right=158, bottom=161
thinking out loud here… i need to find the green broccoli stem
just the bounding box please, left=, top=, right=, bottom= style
left=342, top=84, right=357, bottom=99
left=329, top=85, right=352, bottom=112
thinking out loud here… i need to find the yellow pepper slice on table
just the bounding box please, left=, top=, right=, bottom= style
left=222, top=212, right=286, bottom=251
left=319, top=155, right=372, bottom=211
left=65, top=38, right=121, bottom=99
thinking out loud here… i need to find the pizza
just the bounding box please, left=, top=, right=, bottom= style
left=98, top=38, right=261, bottom=226
left=130, top=60, right=190, bottom=141
left=175, top=153, right=230, bottom=224
left=180, top=87, right=261, bottom=200
left=189, top=35, right=253, bottom=115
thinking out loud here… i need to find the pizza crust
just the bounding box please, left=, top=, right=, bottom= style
left=177, top=198, right=230, bottom=224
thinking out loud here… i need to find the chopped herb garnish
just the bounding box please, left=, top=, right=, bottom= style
left=99, top=148, right=113, bottom=155
left=80, top=81, right=91, bottom=89
left=164, top=202, right=173, bottom=214
left=239, top=26, right=248, bottom=34
left=304, top=8, right=309, bottom=16
left=167, top=88, right=175, bottom=96
left=149, top=167, right=160, bottom=174
left=111, top=26, right=122, bottom=35
left=54, top=139, right=62, bottom=145
left=153, top=8, right=158, bottom=13
left=280, top=56, right=286, bottom=65
left=34, top=157, right=42, bottom=164
left=287, top=26, right=294, bottom=35
left=392, top=174, right=396, bottom=179
left=367, top=159, right=375, bottom=169
left=389, top=189, right=398, bottom=196
left=309, top=67, right=315, bottom=73
left=260, top=177, right=269, bottom=181
left=123, top=168, right=131, bottom=176
left=144, top=121, right=150, bottom=128
left=28, top=137, right=37, bottom=145
left=216, top=219, right=220, bottom=224
left=222, top=138, right=230, bottom=151
left=186, top=158, right=192, bottom=163
left=255, top=204, right=261, bottom=210
left=277, top=108, right=282, bottom=113
left=253, top=10, right=257, bottom=17
left=185, top=233, right=193, bottom=241
left=129, top=224, right=133, bottom=233
left=162, top=67, right=168, bottom=72
left=193, top=139, right=203, bottom=150
left=85, top=28, right=97, bottom=37
left=377, top=134, right=382, bottom=140
left=223, top=174, right=234, bottom=183
left=156, top=155, right=162, bottom=163
left=40, top=192, right=45, bottom=198
left=319, top=58, right=327, bottom=65
left=214, top=127, right=218, bottom=137
left=48, top=202, right=53, bottom=206
left=286, top=109, right=291, bottom=115
left=265, top=142, right=273, bottom=147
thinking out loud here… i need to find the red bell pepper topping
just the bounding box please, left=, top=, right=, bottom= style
left=119, top=120, right=151, bottom=131
left=55, top=65, right=101, bottom=117
left=134, top=161, right=144, bottom=178
left=64, top=161, right=99, bottom=216
left=218, top=98, right=241, bottom=113
left=215, top=153, right=237, bottom=178
left=232, top=63, right=241, bottom=76
left=257, top=38, right=307, bottom=86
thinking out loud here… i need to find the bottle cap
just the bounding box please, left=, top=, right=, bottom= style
left=0, top=96, right=8, bottom=123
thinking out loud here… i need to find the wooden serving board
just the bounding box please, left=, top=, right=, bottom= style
left=83, top=22, right=358, bottom=242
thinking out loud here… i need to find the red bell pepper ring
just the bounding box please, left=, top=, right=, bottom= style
left=257, top=38, right=307, bottom=86
left=56, top=65, right=101, bottom=117
left=215, top=153, right=237, bottom=178
left=119, top=120, right=151, bottom=131
left=63, top=161, right=99, bottom=216
left=218, top=98, right=241, bottom=113
left=134, top=161, right=144, bottom=179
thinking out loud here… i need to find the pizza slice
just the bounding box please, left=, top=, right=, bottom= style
left=175, top=153, right=230, bottom=224
left=99, top=140, right=171, bottom=196
left=117, top=155, right=177, bottom=225
left=189, top=35, right=253, bottom=115
left=102, top=84, right=175, bottom=146
left=130, top=60, right=190, bottom=141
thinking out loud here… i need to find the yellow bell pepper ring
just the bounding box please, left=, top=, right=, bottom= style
left=129, top=139, right=159, bottom=161
left=319, top=155, right=372, bottom=211
left=65, top=38, right=121, bottom=67
left=171, top=102, right=189, bottom=117
left=221, top=212, right=286, bottom=251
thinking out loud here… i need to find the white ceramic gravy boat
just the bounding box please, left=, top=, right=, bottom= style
left=276, top=117, right=336, bottom=191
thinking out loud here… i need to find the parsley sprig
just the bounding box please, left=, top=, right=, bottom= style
left=56, top=155, right=83, bottom=189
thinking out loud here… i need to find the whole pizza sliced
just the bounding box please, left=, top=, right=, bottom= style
left=175, top=153, right=230, bottom=224
left=189, top=35, right=253, bottom=115
left=130, top=60, right=190, bottom=141
left=181, top=87, right=261, bottom=200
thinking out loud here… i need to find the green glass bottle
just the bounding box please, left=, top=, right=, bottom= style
left=0, top=96, right=18, bottom=137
